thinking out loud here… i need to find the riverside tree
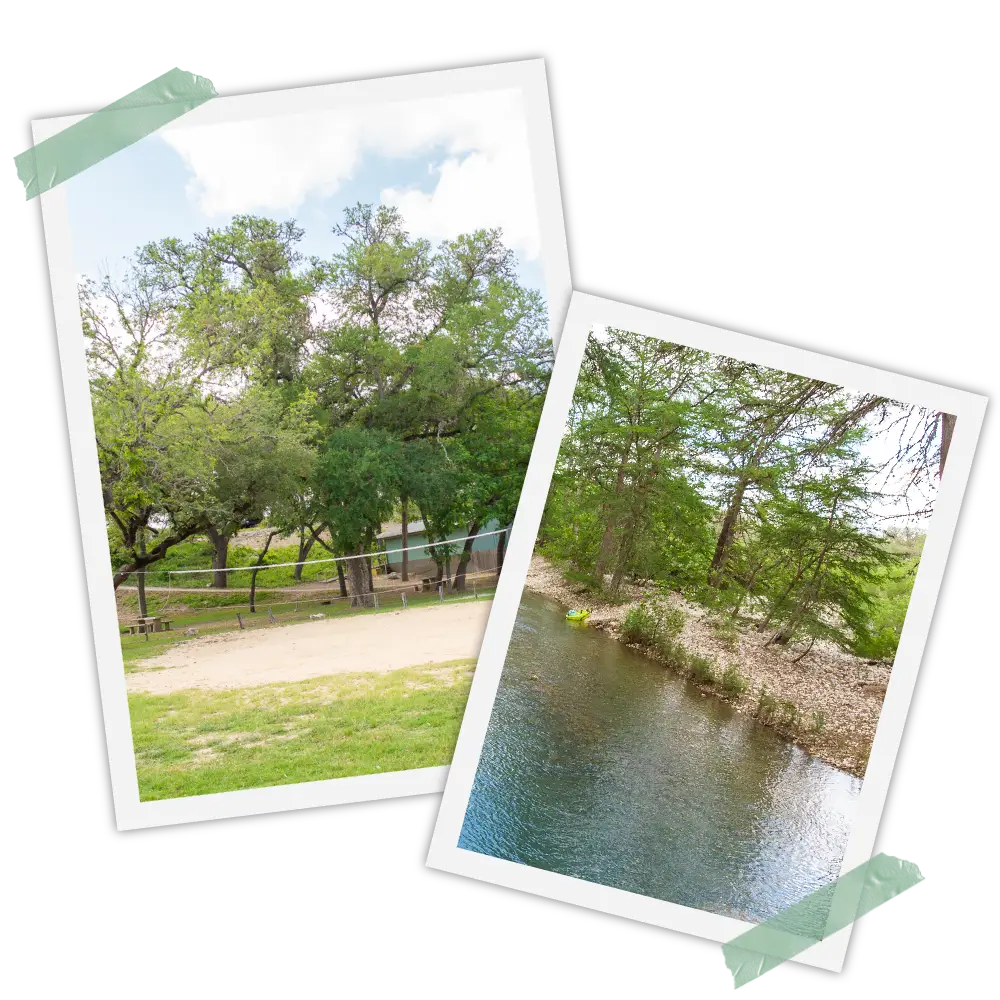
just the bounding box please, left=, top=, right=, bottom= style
left=540, top=328, right=945, bottom=663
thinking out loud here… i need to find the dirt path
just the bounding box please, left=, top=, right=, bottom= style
left=126, top=600, right=491, bottom=695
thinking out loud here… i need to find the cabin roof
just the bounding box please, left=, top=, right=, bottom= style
left=376, top=520, right=426, bottom=540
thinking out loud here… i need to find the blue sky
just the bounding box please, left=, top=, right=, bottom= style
left=65, top=90, right=546, bottom=299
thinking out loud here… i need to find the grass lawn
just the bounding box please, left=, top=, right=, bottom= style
left=128, top=659, right=475, bottom=800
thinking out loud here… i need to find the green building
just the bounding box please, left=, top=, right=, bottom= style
left=376, top=518, right=504, bottom=585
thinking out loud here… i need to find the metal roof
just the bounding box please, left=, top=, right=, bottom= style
left=376, top=520, right=426, bottom=540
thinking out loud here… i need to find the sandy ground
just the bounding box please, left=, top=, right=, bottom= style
left=126, top=600, right=491, bottom=695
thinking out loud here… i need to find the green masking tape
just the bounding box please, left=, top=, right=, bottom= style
left=14, top=67, right=216, bottom=200
left=722, top=852, right=923, bottom=987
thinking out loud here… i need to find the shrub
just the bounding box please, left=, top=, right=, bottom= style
left=779, top=700, right=798, bottom=726
left=757, top=686, right=778, bottom=723
left=721, top=664, right=748, bottom=697
left=621, top=600, right=686, bottom=647
left=689, top=654, right=717, bottom=685
left=653, top=635, right=677, bottom=667
left=811, top=711, right=826, bottom=732
left=563, top=567, right=603, bottom=593
left=661, top=605, right=686, bottom=639
left=621, top=603, right=661, bottom=646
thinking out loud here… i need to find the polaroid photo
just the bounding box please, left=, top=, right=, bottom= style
left=427, top=291, right=985, bottom=970
left=35, top=60, right=571, bottom=829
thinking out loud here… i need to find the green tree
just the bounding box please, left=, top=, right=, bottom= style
left=313, top=428, right=401, bottom=606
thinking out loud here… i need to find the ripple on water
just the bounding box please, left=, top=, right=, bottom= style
left=459, top=593, right=861, bottom=922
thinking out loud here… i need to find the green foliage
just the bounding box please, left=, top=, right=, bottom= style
left=560, top=567, right=604, bottom=593
left=721, top=664, right=748, bottom=697
left=314, top=428, right=400, bottom=554
left=757, top=686, right=778, bottom=723
left=850, top=551, right=919, bottom=660
left=811, top=711, right=826, bottom=732
left=538, top=326, right=932, bottom=663
left=688, top=654, right=717, bottom=685
left=621, top=600, right=685, bottom=647
left=621, top=603, right=658, bottom=645
left=85, top=202, right=550, bottom=602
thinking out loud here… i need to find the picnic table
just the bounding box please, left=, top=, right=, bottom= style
left=123, top=616, right=174, bottom=636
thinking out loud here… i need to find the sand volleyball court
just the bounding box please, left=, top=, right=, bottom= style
left=126, top=600, right=491, bottom=694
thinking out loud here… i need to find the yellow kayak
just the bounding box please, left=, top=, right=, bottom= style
left=566, top=608, right=591, bottom=621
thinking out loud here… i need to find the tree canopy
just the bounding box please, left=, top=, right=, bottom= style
left=540, top=329, right=948, bottom=662
left=82, top=204, right=551, bottom=603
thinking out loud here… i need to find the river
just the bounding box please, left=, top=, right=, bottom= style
left=458, top=592, right=862, bottom=922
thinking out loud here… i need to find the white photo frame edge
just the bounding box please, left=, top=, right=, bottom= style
left=426, top=290, right=987, bottom=972
left=33, top=59, right=572, bottom=831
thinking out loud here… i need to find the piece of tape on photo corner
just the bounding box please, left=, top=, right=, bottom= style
left=14, top=67, right=216, bottom=201
left=722, top=853, right=923, bottom=987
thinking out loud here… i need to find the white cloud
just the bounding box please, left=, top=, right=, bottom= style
left=160, top=90, right=540, bottom=260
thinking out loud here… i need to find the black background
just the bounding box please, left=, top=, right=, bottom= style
left=5, top=60, right=960, bottom=995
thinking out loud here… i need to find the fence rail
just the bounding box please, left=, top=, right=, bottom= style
left=117, top=569, right=500, bottom=632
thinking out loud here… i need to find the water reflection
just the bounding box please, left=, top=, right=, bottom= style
left=459, top=593, right=862, bottom=922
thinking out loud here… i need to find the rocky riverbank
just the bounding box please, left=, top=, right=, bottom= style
left=525, top=554, right=890, bottom=777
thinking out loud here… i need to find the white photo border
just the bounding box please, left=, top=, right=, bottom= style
left=33, top=59, right=572, bottom=831
left=426, top=290, right=987, bottom=972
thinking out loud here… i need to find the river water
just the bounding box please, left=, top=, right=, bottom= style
left=458, top=593, right=862, bottom=922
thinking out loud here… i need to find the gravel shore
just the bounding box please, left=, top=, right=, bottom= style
left=525, top=554, right=889, bottom=777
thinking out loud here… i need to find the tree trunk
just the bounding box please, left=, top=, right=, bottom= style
left=400, top=496, right=409, bottom=582
left=294, top=528, right=315, bottom=583
left=336, top=560, right=347, bottom=597
left=112, top=521, right=204, bottom=589
left=136, top=533, right=148, bottom=618
left=594, top=460, right=628, bottom=580
left=249, top=531, right=279, bottom=613
left=453, top=522, right=480, bottom=592
left=206, top=526, right=231, bottom=589
left=772, top=510, right=837, bottom=644
left=495, top=528, right=506, bottom=580
left=708, top=476, right=750, bottom=587
left=609, top=518, right=639, bottom=595
left=430, top=544, right=445, bottom=585
left=346, top=547, right=374, bottom=607
left=594, top=520, right=618, bottom=582
left=939, top=412, right=957, bottom=477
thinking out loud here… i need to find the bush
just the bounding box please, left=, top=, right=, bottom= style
left=621, top=603, right=660, bottom=646
left=757, top=686, right=778, bottom=723
left=811, top=710, right=826, bottom=732
left=689, top=654, right=716, bottom=685
left=621, top=600, right=686, bottom=647
left=779, top=700, right=798, bottom=725
left=662, top=605, right=686, bottom=639
left=646, top=635, right=683, bottom=673
left=563, top=567, right=603, bottom=593
left=721, top=664, right=748, bottom=697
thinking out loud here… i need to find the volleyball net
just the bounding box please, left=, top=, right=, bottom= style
left=115, top=528, right=506, bottom=638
